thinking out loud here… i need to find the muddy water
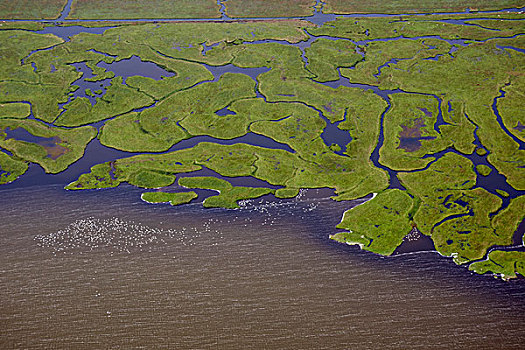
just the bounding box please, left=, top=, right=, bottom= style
left=1, top=185, right=525, bottom=349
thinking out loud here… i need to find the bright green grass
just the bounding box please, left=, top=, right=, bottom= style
left=0, top=103, right=31, bottom=119
left=0, top=151, right=28, bottom=184
left=332, top=189, right=414, bottom=255
left=0, top=119, right=96, bottom=173
left=141, top=191, right=198, bottom=206
left=469, top=251, right=525, bottom=280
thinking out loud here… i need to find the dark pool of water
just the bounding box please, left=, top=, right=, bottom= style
left=65, top=62, right=112, bottom=106
left=4, top=126, right=56, bottom=145
left=215, top=105, right=237, bottom=116
left=35, top=25, right=116, bottom=41
left=318, top=108, right=353, bottom=155
left=97, top=55, right=176, bottom=83
left=493, top=88, right=525, bottom=150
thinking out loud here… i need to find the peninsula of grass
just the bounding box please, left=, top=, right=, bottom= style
left=469, top=251, right=525, bottom=280
left=0, top=103, right=31, bottom=119
left=0, top=151, right=28, bottom=184
left=0, top=119, right=96, bottom=173
left=141, top=191, right=198, bottom=206
left=332, top=189, right=413, bottom=255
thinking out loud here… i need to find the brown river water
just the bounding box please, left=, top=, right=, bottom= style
left=1, top=184, right=524, bottom=349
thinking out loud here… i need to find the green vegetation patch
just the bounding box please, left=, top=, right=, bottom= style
left=0, top=30, right=63, bottom=84
left=0, top=103, right=31, bottom=119
left=0, top=82, right=71, bottom=124
left=476, top=164, right=492, bottom=176
left=179, top=176, right=232, bottom=192
left=491, top=196, right=525, bottom=244
left=469, top=251, right=525, bottom=280
left=398, top=153, right=515, bottom=264
left=100, top=73, right=256, bottom=152
left=0, top=22, right=46, bottom=31
left=128, top=169, right=175, bottom=189
left=431, top=188, right=503, bottom=264
left=0, top=119, right=96, bottom=173
left=333, top=189, right=413, bottom=256
left=497, top=75, right=525, bottom=143
left=496, top=189, right=509, bottom=197
left=379, top=93, right=450, bottom=171
left=340, top=39, right=451, bottom=87
left=305, top=38, right=363, bottom=82
left=0, top=151, right=28, bottom=184
left=67, top=0, right=221, bottom=19
left=275, top=187, right=300, bottom=198
left=0, top=0, right=67, bottom=19
left=141, top=191, right=198, bottom=206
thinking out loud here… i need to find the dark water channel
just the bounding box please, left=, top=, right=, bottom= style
left=67, top=62, right=112, bottom=106
left=35, top=25, right=115, bottom=41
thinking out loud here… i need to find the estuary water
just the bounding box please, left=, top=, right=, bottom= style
left=1, top=185, right=525, bottom=349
